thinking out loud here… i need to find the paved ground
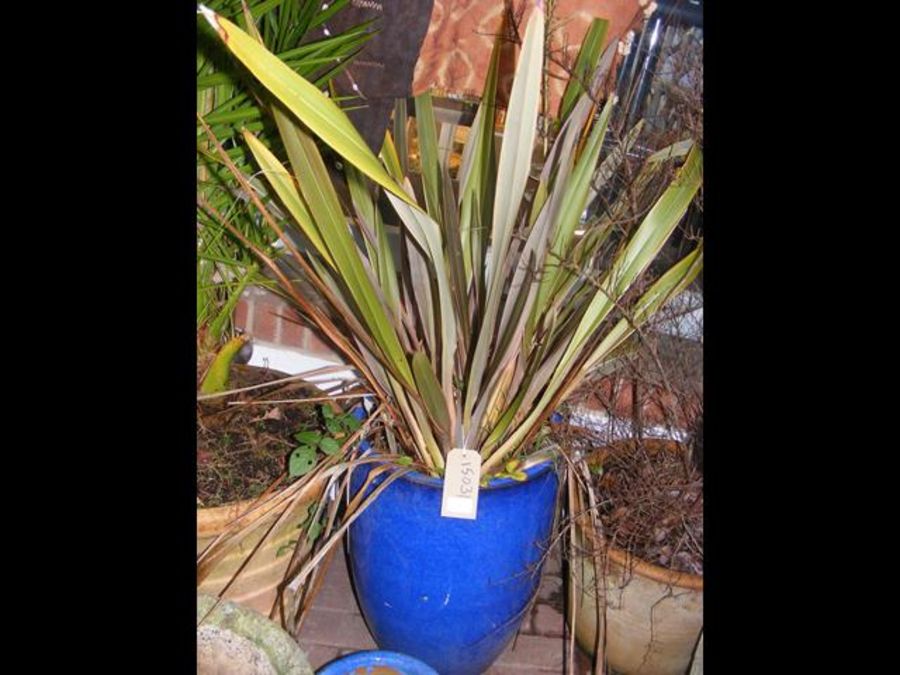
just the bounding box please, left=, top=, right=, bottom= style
left=295, top=539, right=594, bottom=674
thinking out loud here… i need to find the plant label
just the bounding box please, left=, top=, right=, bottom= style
left=440, top=448, right=481, bottom=520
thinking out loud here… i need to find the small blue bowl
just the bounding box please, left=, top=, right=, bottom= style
left=317, top=650, right=439, bottom=675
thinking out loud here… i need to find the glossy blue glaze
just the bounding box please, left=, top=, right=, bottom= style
left=347, top=460, right=559, bottom=675
left=317, top=649, right=438, bottom=675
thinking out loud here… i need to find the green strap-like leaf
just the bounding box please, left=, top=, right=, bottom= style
left=379, top=129, right=405, bottom=183
left=198, top=6, right=415, bottom=206
left=579, top=244, right=703, bottom=379
left=387, top=192, right=459, bottom=406
left=411, top=350, right=451, bottom=436
left=559, top=18, right=609, bottom=122
left=463, top=6, right=544, bottom=434
left=200, top=334, right=249, bottom=393
left=556, top=146, right=702, bottom=385
left=484, top=147, right=703, bottom=470
left=531, top=95, right=616, bottom=339
left=242, top=129, right=333, bottom=267
left=485, top=7, right=544, bottom=293
left=414, top=93, right=443, bottom=224
left=393, top=98, right=409, bottom=178
left=266, top=119, right=415, bottom=390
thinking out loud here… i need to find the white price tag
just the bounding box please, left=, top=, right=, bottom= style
left=440, top=448, right=481, bottom=520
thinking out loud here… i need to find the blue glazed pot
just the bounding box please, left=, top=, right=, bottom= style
left=317, top=649, right=438, bottom=675
left=347, top=459, right=559, bottom=675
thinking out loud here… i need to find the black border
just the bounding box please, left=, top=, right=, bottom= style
left=20, top=4, right=199, bottom=669
left=19, top=1, right=858, bottom=670
left=702, top=0, right=852, bottom=669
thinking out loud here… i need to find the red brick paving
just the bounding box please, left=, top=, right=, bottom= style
left=531, top=604, right=566, bottom=638
left=295, top=539, right=594, bottom=674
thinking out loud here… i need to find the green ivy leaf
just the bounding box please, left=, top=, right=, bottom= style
left=325, top=418, right=342, bottom=435
left=306, top=518, right=323, bottom=543
left=276, top=539, right=298, bottom=557
left=293, top=430, right=321, bottom=445
left=343, top=415, right=362, bottom=432
left=294, top=504, right=313, bottom=528
left=319, top=437, right=341, bottom=455
left=321, top=404, right=334, bottom=420
left=288, top=446, right=318, bottom=477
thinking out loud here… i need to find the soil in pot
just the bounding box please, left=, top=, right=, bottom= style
left=197, top=363, right=330, bottom=615
left=197, top=363, right=320, bottom=508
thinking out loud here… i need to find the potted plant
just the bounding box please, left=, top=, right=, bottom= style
left=570, top=436, right=702, bottom=675
left=561, top=13, right=704, bottom=669
left=198, top=1, right=702, bottom=671
left=196, top=368, right=349, bottom=617
left=196, top=0, right=374, bottom=621
left=565, top=286, right=703, bottom=675
left=570, top=366, right=703, bottom=674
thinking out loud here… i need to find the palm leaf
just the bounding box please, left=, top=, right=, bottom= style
left=199, top=6, right=414, bottom=206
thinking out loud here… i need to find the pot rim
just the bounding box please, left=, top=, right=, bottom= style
left=197, top=489, right=288, bottom=535
left=577, top=518, right=703, bottom=590
left=317, top=650, right=439, bottom=675
left=361, top=455, right=557, bottom=492
left=578, top=437, right=702, bottom=590
left=197, top=371, right=335, bottom=537
left=197, top=477, right=328, bottom=537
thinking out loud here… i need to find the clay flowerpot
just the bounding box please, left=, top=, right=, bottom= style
left=197, top=368, right=330, bottom=617
left=197, top=489, right=323, bottom=616
left=570, top=441, right=702, bottom=675
left=571, top=531, right=702, bottom=675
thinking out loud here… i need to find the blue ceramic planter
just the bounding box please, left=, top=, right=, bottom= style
left=317, top=649, right=439, bottom=675
left=348, top=459, right=559, bottom=675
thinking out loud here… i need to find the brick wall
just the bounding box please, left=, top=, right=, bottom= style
left=235, top=288, right=698, bottom=432
left=234, top=287, right=341, bottom=361
left=581, top=376, right=690, bottom=429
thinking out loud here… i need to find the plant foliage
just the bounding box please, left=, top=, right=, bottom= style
left=198, top=3, right=703, bottom=476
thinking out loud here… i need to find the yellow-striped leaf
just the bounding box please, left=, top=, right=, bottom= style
left=198, top=6, right=415, bottom=206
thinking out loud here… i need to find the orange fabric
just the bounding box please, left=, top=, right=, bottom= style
left=412, top=0, right=644, bottom=116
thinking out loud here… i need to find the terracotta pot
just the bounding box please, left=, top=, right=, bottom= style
left=571, top=441, right=702, bottom=675
left=197, top=368, right=331, bottom=617
left=197, top=486, right=323, bottom=617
